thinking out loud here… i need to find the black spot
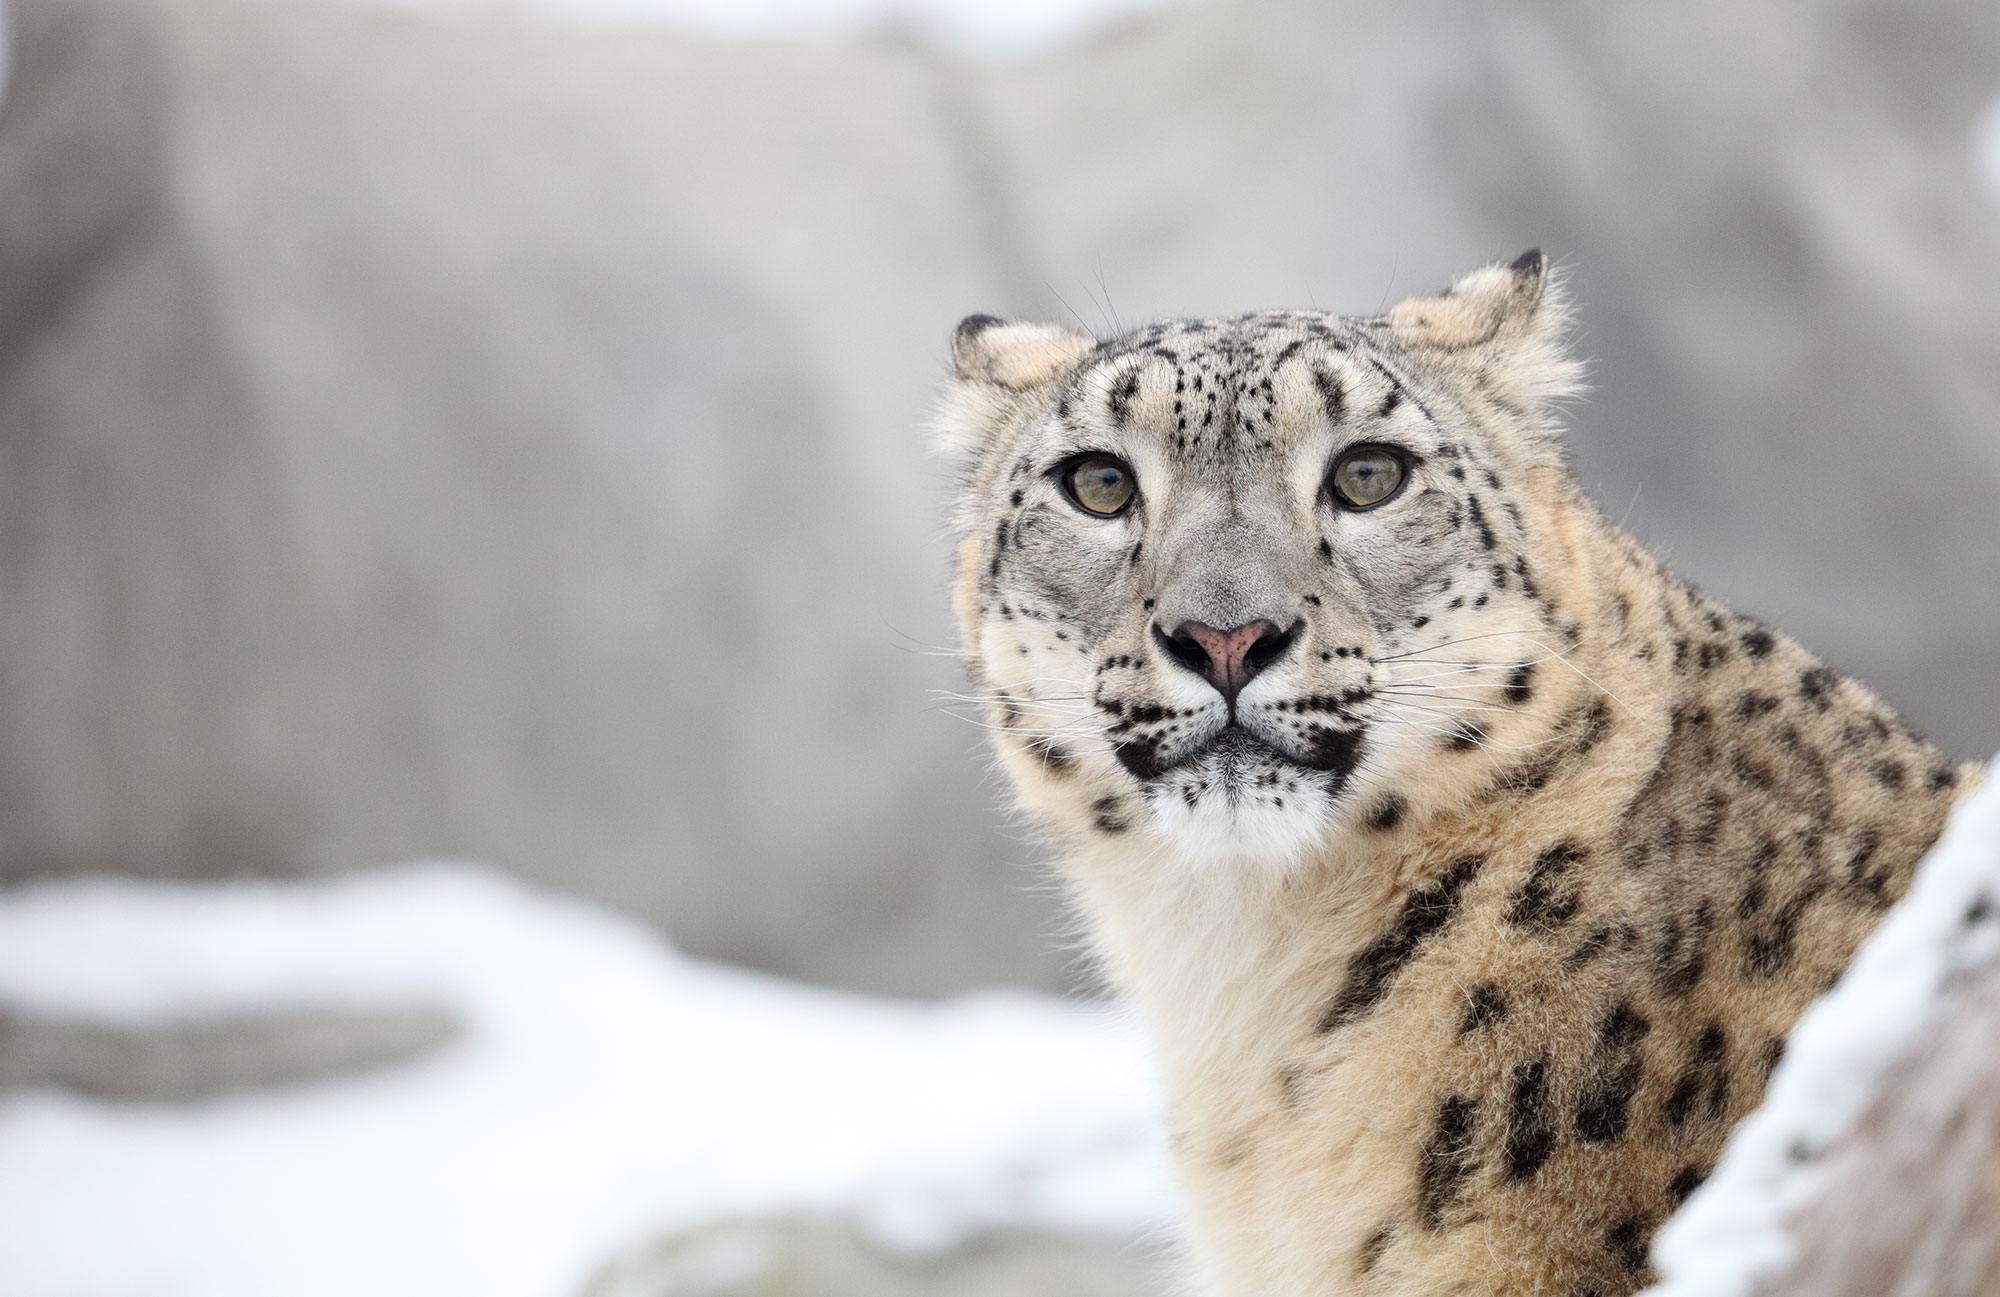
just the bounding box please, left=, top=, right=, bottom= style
left=1578, top=1004, right=1650, bottom=1144
left=1417, top=1095, right=1480, bottom=1229
left=1652, top=900, right=1714, bottom=997
left=1730, top=752, right=1777, bottom=792
left=1113, top=737, right=1172, bottom=781
left=1275, top=1061, right=1310, bottom=1111
left=1106, top=367, right=1142, bottom=424
left=1009, top=489, right=1024, bottom=506
left=1377, top=387, right=1404, bottom=419
left=1319, top=856, right=1484, bottom=1031
left=1467, top=495, right=1498, bottom=550
left=1512, top=554, right=1541, bottom=599
left=1367, top=794, right=1407, bottom=832
left=1358, top=1224, right=1394, bottom=1274
left=1798, top=665, right=1840, bottom=710
left=1598, top=1002, right=1652, bottom=1050
left=1667, top=1164, right=1707, bottom=1207
left=1563, top=924, right=1616, bottom=971
left=953, top=312, right=1002, bottom=345
left=1929, top=764, right=1959, bottom=794
left=1733, top=692, right=1778, bottom=721
left=1572, top=698, right=1614, bottom=756
left=1301, top=725, right=1367, bottom=776
left=1604, top=1216, right=1653, bottom=1273
left=1696, top=641, right=1729, bottom=671
left=1318, top=537, right=1334, bottom=561
left=1033, top=742, right=1075, bottom=776
left=1090, top=795, right=1130, bottom=834
left=1506, top=842, right=1585, bottom=931
left=1503, top=1058, right=1554, bottom=1182
left=1444, top=719, right=1488, bottom=752
left=1459, top=983, right=1509, bottom=1035
left=1664, top=1025, right=1730, bottom=1127
left=1312, top=365, right=1346, bottom=427
left=1743, top=876, right=1829, bottom=977
left=1502, top=663, right=1535, bottom=705
left=1871, top=759, right=1906, bottom=791
left=1739, top=627, right=1775, bottom=657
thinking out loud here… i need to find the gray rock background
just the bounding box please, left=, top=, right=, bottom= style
left=0, top=0, right=1995, bottom=999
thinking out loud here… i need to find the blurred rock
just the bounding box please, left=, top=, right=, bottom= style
left=0, top=0, right=1993, bottom=998
left=580, top=1217, right=1168, bottom=1297
left=1761, top=954, right=2000, bottom=1296
left=0, top=1002, right=459, bottom=1101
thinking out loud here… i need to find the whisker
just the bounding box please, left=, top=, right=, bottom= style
left=1373, top=628, right=1563, bottom=662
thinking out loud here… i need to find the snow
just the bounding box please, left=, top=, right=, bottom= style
left=1647, top=759, right=2000, bottom=1297
left=1976, top=90, right=2000, bottom=208
left=0, top=864, right=1175, bottom=1297
left=310, top=0, right=1183, bottom=60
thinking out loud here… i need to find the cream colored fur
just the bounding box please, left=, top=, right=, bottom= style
left=935, top=256, right=1977, bottom=1296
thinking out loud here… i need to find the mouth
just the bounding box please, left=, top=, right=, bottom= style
left=1115, top=719, right=1367, bottom=784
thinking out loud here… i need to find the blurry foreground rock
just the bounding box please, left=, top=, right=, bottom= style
left=581, top=1218, right=1167, bottom=1297
left=1763, top=956, right=2000, bottom=1296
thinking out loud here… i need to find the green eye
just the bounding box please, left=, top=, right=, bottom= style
left=1061, top=454, right=1137, bottom=517
left=1329, top=446, right=1406, bottom=510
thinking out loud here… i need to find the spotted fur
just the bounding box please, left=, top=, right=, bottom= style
left=934, top=256, right=1981, bottom=1296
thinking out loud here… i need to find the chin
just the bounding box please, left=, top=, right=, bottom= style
left=1140, top=747, right=1340, bottom=870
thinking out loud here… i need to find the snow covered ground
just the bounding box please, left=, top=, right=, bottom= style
left=0, top=866, right=1175, bottom=1297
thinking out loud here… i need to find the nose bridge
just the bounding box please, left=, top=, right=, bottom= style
left=1153, top=491, right=1301, bottom=631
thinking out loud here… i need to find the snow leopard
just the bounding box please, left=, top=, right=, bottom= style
left=934, top=251, right=1982, bottom=1297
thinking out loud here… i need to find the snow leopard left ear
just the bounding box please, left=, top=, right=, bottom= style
left=1388, top=249, right=1582, bottom=410
left=934, top=314, right=1097, bottom=466
left=949, top=315, right=1096, bottom=390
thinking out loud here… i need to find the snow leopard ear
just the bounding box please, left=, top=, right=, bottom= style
left=1388, top=249, right=1583, bottom=410
left=935, top=315, right=1097, bottom=465
left=949, top=315, right=1096, bottom=390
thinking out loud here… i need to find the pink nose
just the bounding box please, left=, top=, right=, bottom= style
left=1158, top=619, right=1295, bottom=702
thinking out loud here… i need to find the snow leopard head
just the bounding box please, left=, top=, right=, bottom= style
left=938, top=253, right=1586, bottom=864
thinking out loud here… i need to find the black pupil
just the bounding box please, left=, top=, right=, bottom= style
left=1338, top=451, right=1400, bottom=504
left=1077, top=462, right=1125, bottom=507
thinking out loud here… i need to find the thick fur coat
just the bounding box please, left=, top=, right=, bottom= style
left=935, top=255, right=1978, bottom=1296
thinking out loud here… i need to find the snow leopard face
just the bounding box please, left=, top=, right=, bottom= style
left=939, top=254, right=1585, bottom=863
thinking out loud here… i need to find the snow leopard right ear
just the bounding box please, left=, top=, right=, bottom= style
left=935, top=315, right=1096, bottom=464
left=949, top=315, right=1096, bottom=390
left=1388, top=250, right=1583, bottom=413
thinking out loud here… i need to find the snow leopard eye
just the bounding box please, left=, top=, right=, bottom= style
left=1328, top=446, right=1407, bottom=510
left=1059, top=454, right=1137, bottom=517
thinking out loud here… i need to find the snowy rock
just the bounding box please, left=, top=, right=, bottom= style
left=580, top=1216, right=1166, bottom=1297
